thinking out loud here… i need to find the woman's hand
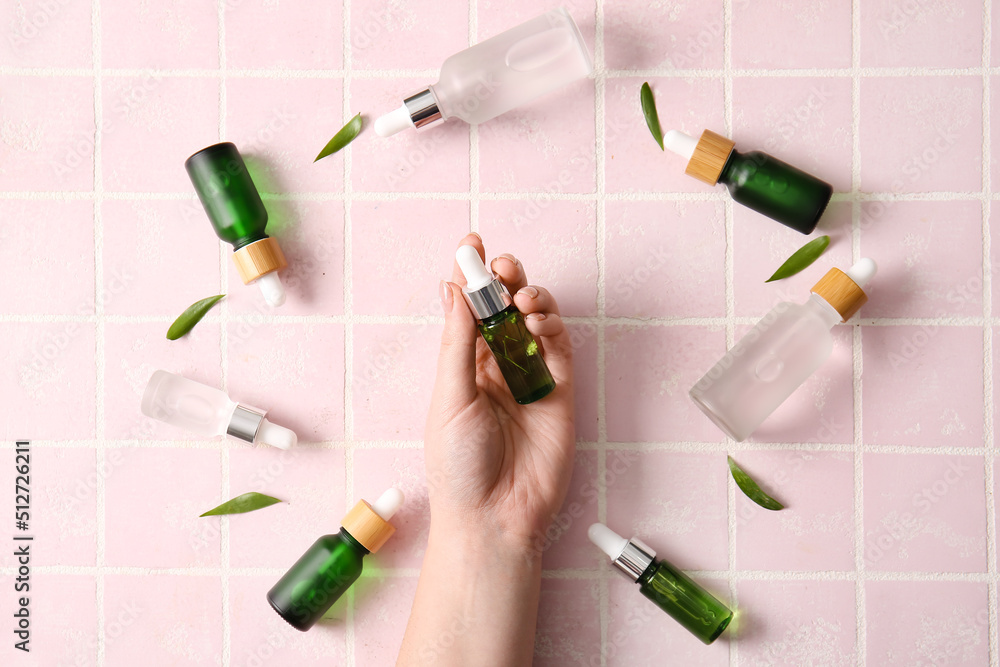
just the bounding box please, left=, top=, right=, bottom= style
left=397, top=234, right=576, bottom=667
left=425, top=233, right=576, bottom=553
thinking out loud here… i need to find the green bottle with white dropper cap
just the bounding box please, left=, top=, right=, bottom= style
left=589, top=523, right=733, bottom=645
left=455, top=245, right=555, bottom=405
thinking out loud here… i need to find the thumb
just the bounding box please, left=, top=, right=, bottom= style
left=432, top=280, right=479, bottom=409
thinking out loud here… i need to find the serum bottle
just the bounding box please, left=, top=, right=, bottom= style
left=374, top=8, right=592, bottom=137
left=589, top=523, right=732, bottom=645
left=664, top=129, right=833, bottom=234
left=141, top=370, right=296, bottom=449
left=185, top=142, right=288, bottom=306
left=267, top=488, right=404, bottom=631
left=456, top=245, right=555, bottom=405
left=690, top=258, right=877, bottom=442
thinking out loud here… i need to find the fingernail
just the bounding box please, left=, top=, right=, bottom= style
left=470, top=232, right=482, bottom=242
left=439, top=280, right=453, bottom=313
left=518, top=286, right=538, bottom=299
left=526, top=312, right=547, bottom=321
left=498, top=253, right=517, bottom=264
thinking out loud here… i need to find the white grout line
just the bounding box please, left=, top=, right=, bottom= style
left=5, top=313, right=992, bottom=328
left=217, top=2, right=231, bottom=665
left=0, top=189, right=989, bottom=202
left=721, top=3, right=737, bottom=666
left=342, top=0, right=355, bottom=660
left=11, top=438, right=998, bottom=455
left=980, top=2, right=997, bottom=665
left=90, top=0, right=105, bottom=664
left=593, top=0, right=608, bottom=663
left=851, top=1, right=866, bottom=664
left=5, top=564, right=996, bottom=581
left=469, top=1, right=479, bottom=238
left=4, top=65, right=1000, bottom=78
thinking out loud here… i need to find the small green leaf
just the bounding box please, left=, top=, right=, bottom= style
left=200, top=492, right=283, bottom=517
left=728, top=456, right=784, bottom=511
left=167, top=295, right=225, bottom=340
left=314, top=113, right=363, bottom=162
left=640, top=82, right=664, bottom=151
left=765, top=235, right=831, bottom=283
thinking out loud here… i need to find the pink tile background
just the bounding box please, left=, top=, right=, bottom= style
left=1, top=1, right=996, bottom=665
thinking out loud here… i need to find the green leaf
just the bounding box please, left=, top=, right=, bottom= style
left=314, top=113, right=363, bottom=162
left=640, top=82, right=664, bottom=151
left=167, top=295, right=225, bottom=340
left=200, top=492, right=283, bottom=517
left=765, top=235, right=831, bottom=283
left=728, top=456, right=784, bottom=511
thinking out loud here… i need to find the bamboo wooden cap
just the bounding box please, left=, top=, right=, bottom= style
left=232, top=237, right=287, bottom=285
left=811, top=267, right=868, bottom=322
left=342, top=500, right=396, bottom=553
left=685, top=130, right=736, bottom=185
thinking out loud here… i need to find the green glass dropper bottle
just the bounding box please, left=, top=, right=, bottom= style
left=589, top=523, right=733, bottom=645
left=665, top=129, right=833, bottom=235
left=267, top=488, right=404, bottom=631
left=455, top=244, right=555, bottom=404
left=185, top=142, right=289, bottom=306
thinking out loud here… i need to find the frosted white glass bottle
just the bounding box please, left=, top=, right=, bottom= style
left=690, top=259, right=877, bottom=442
left=374, top=8, right=593, bottom=137
left=141, top=370, right=296, bottom=449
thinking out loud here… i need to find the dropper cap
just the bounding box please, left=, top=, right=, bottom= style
left=664, top=129, right=736, bottom=186
left=588, top=523, right=656, bottom=582
left=811, top=258, right=877, bottom=322
left=341, top=488, right=405, bottom=553
left=255, top=418, right=296, bottom=450
left=375, top=89, right=444, bottom=137
left=456, top=245, right=512, bottom=320
left=374, top=105, right=415, bottom=137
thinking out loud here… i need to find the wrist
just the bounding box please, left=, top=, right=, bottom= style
left=427, top=515, right=544, bottom=572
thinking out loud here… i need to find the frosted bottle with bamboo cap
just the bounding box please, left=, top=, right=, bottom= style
left=374, top=8, right=592, bottom=137
left=690, top=259, right=876, bottom=441
left=664, top=129, right=833, bottom=234
left=185, top=142, right=288, bottom=306
left=267, top=488, right=404, bottom=631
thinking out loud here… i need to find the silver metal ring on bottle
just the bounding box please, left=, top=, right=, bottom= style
left=613, top=538, right=656, bottom=581
left=404, top=88, right=445, bottom=131
left=227, top=404, right=266, bottom=443
left=464, top=279, right=512, bottom=320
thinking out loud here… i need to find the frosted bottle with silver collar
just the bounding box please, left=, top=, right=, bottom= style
left=589, top=523, right=733, bottom=645
left=456, top=245, right=555, bottom=404
left=141, top=370, right=296, bottom=449
left=374, top=8, right=592, bottom=137
left=690, top=258, right=877, bottom=442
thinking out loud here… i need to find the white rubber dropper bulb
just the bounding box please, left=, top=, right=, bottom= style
left=371, top=488, right=405, bottom=521
left=846, top=258, right=877, bottom=289
left=456, top=245, right=493, bottom=290
left=588, top=523, right=629, bottom=561
left=375, top=105, right=414, bottom=138
left=254, top=419, right=297, bottom=450
left=257, top=271, right=286, bottom=307
left=663, top=130, right=699, bottom=160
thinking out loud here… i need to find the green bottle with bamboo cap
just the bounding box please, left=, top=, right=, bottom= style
left=267, top=488, right=404, bottom=631
left=185, top=142, right=289, bottom=306
left=664, top=129, right=833, bottom=235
